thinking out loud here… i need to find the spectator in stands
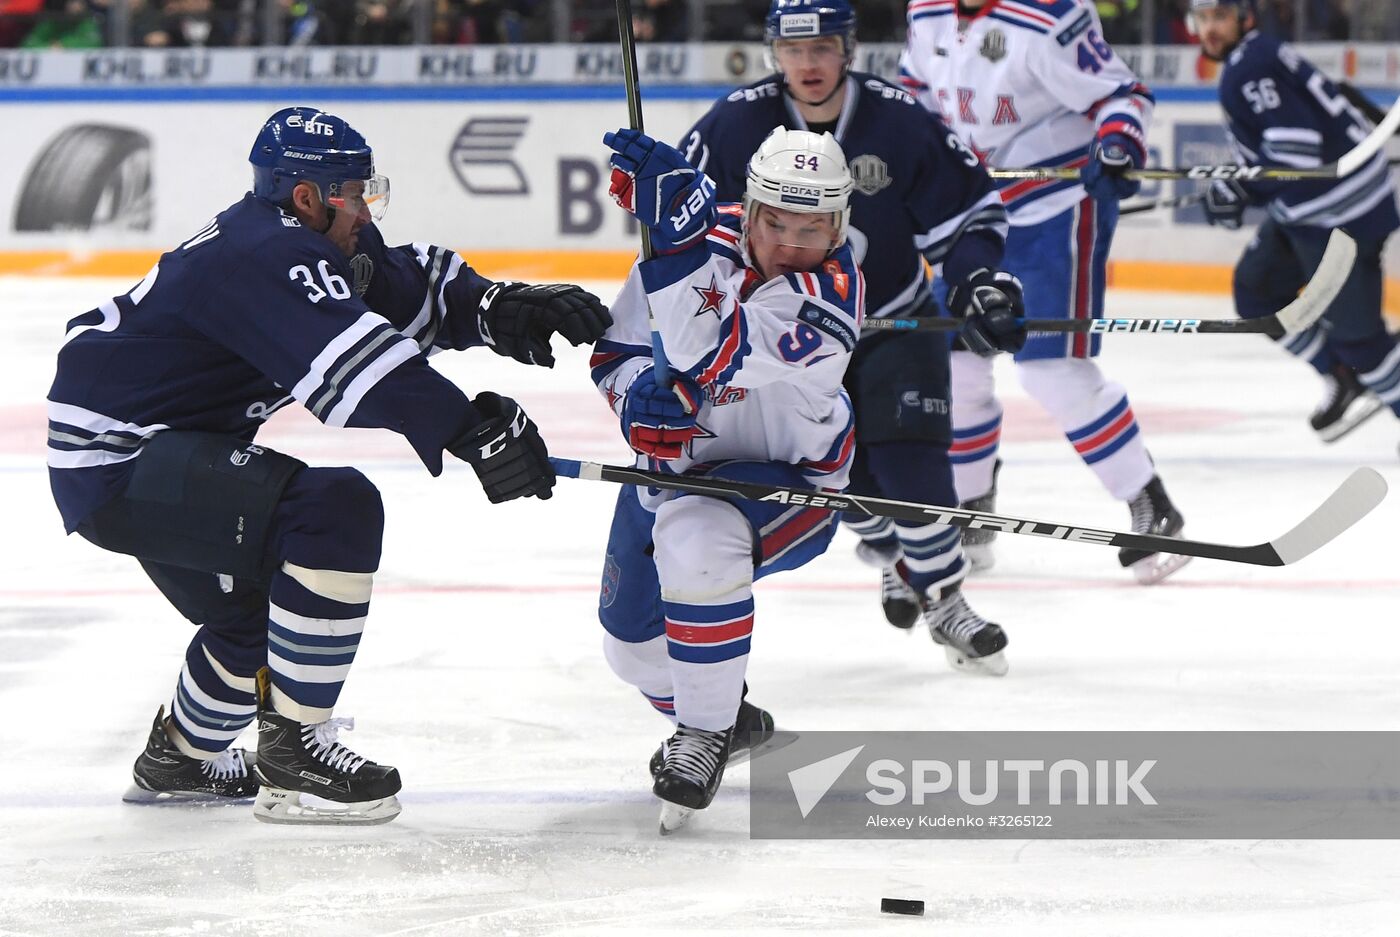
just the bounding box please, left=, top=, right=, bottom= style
left=1255, top=0, right=1296, bottom=39
left=1157, top=0, right=1195, bottom=43
left=350, top=0, right=410, bottom=43
left=279, top=0, right=342, bottom=43
left=642, top=0, right=686, bottom=40
left=22, top=0, right=102, bottom=47
left=1097, top=0, right=1142, bottom=44
left=161, top=0, right=231, bottom=45
left=461, top=0, right=505, bottom=42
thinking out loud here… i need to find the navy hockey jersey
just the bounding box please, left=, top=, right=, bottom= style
left=48, top=193, right=496, bottom=533
left=1219, top=31, right=1398, bottom=240
left=679, top=72, right=1007, bottom=319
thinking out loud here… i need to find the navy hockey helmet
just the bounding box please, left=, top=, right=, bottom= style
left=249, top=107, right=389, bottom=220
left=764, top=0, right=857, bottom=55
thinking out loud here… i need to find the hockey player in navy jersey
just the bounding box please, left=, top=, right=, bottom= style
left=593, top=126, right=883, bottom=830
left=46, top=107, right=611, bottom=824
left=1192, top=0, right=1400, bottom=442
left=678, top=0, right=1020, bottom=674
left=903, top=0, right=1191, bottom=584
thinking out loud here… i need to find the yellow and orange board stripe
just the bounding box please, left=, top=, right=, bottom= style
left=3, top=250, right=1397, bottom=321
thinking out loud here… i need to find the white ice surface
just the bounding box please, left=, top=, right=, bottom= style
left=2, top=276, right=1399, bottom=936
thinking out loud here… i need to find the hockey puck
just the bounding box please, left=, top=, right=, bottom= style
left=880, top=898, right=925, bottom=916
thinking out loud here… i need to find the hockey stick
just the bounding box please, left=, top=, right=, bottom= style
left=864, top=228, right=1355, bottom=339
left=614, top=0, right=675, bottom=381
left=990, top=92, right=1400, bottom=182
left=1119, top=191, right=1205, bottom=216
left=1120, top=158, right=1400, bottom=216
left=550, top=458, right=1387, bottom=567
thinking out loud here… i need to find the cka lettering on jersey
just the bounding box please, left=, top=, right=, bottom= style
left=418, top=48, right=537, bottom=80
left=992, top=94, right=1020, bottom=126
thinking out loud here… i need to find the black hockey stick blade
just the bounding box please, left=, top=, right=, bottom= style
left=864, top=229, right=1356, bottom=339
left=550, top=459, right=1387, bottom=568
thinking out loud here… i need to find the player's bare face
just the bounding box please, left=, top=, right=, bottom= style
left=773, top=37, right=847, bottom=107
left=747, top=203, right=839, bottom=281
left=1193, top=7, right=1244, bottom=61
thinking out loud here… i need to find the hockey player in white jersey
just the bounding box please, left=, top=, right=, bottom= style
left=901, top=0, right=1191, bottom=583
left=592, top=127, right=872, bottom=831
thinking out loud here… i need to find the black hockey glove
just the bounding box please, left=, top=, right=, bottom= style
left=1202, top=179, right=1248, bottom=230
left=947, top=268, right=1027, bottom=358
left=449, top=392, right=555, bottom=503
left=478, top=282, right=612, bottom=369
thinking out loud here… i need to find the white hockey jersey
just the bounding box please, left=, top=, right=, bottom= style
left=899, top=0, right=1154, bottom=225
left=591, top=209, right=861, bottom=497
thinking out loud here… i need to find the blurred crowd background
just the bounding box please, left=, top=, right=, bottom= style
left=0, top=0, right=1393, bottom=52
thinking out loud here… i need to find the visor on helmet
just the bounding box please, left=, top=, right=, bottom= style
left=326, top=174, right=391, bottom=222
left=747, top=201, right=843, bottom=252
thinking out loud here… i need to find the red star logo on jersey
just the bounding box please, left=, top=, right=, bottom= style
left=967, top=136, right=994, bottom=165
left=680, top=420, right=717, bottom=458
left=691, top=275, right=727, bottom=318
left=604, top=380, right=623, bottom=411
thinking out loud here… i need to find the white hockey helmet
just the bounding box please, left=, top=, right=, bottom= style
left=742, top=127, right=853, bottom=253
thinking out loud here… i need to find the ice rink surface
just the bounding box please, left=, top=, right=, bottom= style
left=2, top=275, right=1398, bottom=936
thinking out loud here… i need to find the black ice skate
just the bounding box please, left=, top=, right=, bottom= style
left=854, top=539, right=920, bottom=629
left=1311, top=363, right=1384, bottom=443
left=650, top=699, right=777, bottom=780
left=924, top=585, right=1009, bottom=677
left=959, top=459, right=1002, bottom=573
left=1118, top=475, right=1191, bottom=585
left=654, top=724, right=734, bottom=835
left=123, top=706, right=258, bottom=804
left=253, top=708, right=402, bottom=825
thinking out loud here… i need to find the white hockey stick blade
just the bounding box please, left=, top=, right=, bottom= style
left=1268, top=468, right=1388, bottom=565
left=1274, top=229, right=1357, bottom=333
left=1337, top=93, right=1400, bottom=177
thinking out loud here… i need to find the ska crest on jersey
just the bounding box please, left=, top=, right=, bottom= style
left=980, top=28, right=1007, bottom=63
left=601, top=553, right=622, bottom=608
left=848, top=154, right=892, bottom=197
left=691, top=275, right=727, bottom=318
left=349, top=253, right=375, bottom=296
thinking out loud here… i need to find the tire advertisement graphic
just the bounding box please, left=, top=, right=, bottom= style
left=14, top=124, right=153, bottom=232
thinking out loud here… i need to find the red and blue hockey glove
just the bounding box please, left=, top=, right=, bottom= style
left=1202, top=179, right=1249, bottom=230
left=1082, top=130, right=1146, bottom=201
left=947, top=268, right=1027, bottom=358
left=604, top=128, right=718, bottom=253
left=621, top=367, right=705, bottom=461
left=449, top=392, right=555, bottom=503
